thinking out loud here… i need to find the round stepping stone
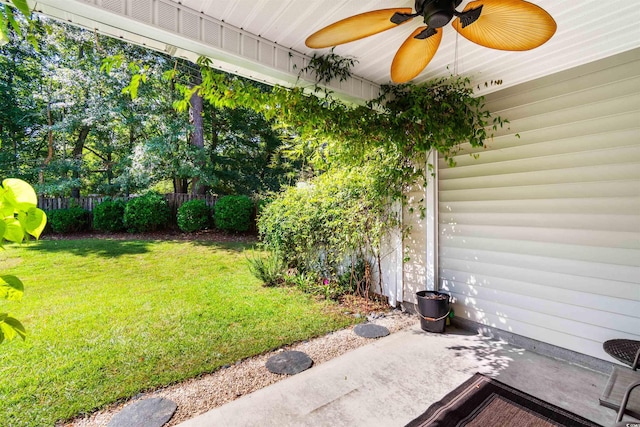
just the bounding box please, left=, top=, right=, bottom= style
left=266, top=350, right=313, bottom=375
left=354, top=323, right=390, bottom=338
left=108, top=397, right=177, bottom=427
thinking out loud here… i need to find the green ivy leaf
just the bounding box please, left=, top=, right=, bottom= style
left=10, top=0, right=30, bottom=18
left=0, top=314, right=26, bottom=341
left=2, top=178, right=38, bottom=211
left=0, top=8, right=9, bottom=45
left=5, top=316, right=26, bottom=339
left=100, top=54, right=124, bottom=74
left=24, top=207, right=46, bottom=239
left=0, top=275, right=24, bottom=301
left=0, top=30, right=8, bottom=47
left=5, top=7, right=21, bottom=36
left=3, top=217, right=24, bottom=243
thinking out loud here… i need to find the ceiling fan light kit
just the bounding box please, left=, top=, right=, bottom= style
left=305, top=0, right=556, bottom=83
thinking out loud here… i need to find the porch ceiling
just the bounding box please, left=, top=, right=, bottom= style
left=23, top=0, right=640, bottom=101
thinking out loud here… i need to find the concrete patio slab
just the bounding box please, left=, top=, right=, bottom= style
left=177, top=323, right=628, bottom=427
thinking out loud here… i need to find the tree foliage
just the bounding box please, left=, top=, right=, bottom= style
left=0, top=0, right=33, bottom=47
left=0, top=17, right=299, bottom=199
left=191, top=58, right=504, bottom=203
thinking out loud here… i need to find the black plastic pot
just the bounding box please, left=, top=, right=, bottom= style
left=416, top=290, right=450, bottom=333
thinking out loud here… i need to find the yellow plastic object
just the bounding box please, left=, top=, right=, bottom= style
left=306, top=8, right=414, bottom=48
left=391, top=27, right=442, bottom=83
left=452, top=0, right=556, bottom=51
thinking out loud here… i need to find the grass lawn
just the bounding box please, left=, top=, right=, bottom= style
left=0, top=238, right=357, bottom=426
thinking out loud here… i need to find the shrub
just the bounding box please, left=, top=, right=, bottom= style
left=245, top=249, right=284, bottom=287
left=285, top=271, right=318, bottom=293
left=284, top=271, right=348, bottom=301
left=92, top=199, right=126, bottom=232
left=214, top=195, right=253, bottom=232
left=257, top=186, right=315, bottom=270
left=177, top=199, right=211, bottom=233
left=256, top=197, right=271, bottom=217
left=257, top=167, right=397, bottom=286
left=47, top=207, right=91, bottom=234
left=123, top=192, right=170, bottom=233
left=338, top=258, right=368, bottom=297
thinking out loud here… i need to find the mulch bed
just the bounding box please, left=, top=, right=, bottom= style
left=338, top=294, right=390, bottom=314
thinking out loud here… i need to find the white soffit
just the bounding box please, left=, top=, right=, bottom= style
left=19, top=1, right=640, bottom=99
left=22, top=0, right=380, bottom=104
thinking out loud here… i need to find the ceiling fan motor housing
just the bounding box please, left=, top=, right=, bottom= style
left=416, top=0, right=463, bottom=28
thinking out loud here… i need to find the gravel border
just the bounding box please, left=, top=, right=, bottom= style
left=63, top=310, right=416, bottom=427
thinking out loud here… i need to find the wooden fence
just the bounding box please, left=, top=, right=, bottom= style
left=37, top=193, right=218, bottom=214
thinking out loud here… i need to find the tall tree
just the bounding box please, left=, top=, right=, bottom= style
left=0, top=16, right=47, bottom=181
left=189, top=69, right=206, bottom=195
left=209, top=106, right=301, bottom=195
left=0, top=16, right=302, bottom=198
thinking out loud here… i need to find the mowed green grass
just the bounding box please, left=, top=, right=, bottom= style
left=0, top=238, right=356, bottom=426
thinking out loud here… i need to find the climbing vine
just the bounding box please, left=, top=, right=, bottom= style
left=184, top=54, right=504, bottom=201
left=297, top=48, right=357, bottom=85
left=182, top=52, right=505, bottom=295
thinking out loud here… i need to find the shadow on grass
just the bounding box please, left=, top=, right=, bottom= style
left=187, top=239, right=259, bottom=253
left=26, top=235, right=258, bottom=257
left=24, top=239, right=153, bottom=257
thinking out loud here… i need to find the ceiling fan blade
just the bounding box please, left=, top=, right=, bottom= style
left=306, top=8, right=414, bottom=48
left=391, top=27, right=442, bottom=83
left=452, top=0, right=556, bottom=51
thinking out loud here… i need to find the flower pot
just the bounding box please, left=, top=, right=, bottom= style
left=416, top=290, right=450, bottom=333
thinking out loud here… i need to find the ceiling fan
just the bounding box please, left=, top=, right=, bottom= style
left=305, top=0, right=556, bottom=83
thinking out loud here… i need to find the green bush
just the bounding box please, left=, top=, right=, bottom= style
left=285, top=271, right=318, bottom=293
left=93, top=198, right=126, bottom=232
left=123, top=192, right=170, bottom=233
left=47, top=207, right=91, bottom=234
left=258, top=167, right=396, bottom=281
left=338, top=259, right=367, bottom=297
left=177, top=199, right=211, bottom=233
left=245, top=249, right=284, bottom=287
left=214, top=195, right=253, bottom=232
left=284, top=271, right=348, bottom=301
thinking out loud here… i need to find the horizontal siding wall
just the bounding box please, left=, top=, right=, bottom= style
left=438, top=49, right=640, bottom=362
left=402, top=182, right=428, bottom=305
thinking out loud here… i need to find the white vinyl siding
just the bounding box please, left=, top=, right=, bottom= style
left=437, top=49, right=640, bottom=362
left=402, top=176, right=428, bottom=306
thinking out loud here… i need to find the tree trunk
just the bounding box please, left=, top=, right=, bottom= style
left=189, top=69, right=206, bottom=195
left=70, top=126, right=90, bottom=198
left=106, top=151, right=113, bottom=187
left=39, top=99, right=55, bottom=184
left=173, top=177, right=188, bottom=194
